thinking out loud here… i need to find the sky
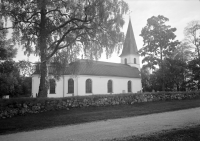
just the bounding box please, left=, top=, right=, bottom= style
left=14, top=0, right=200, bottom=65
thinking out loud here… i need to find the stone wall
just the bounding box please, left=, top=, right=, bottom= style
left=0, top=91, right=200, bottom=119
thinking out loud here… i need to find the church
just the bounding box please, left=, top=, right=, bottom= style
left=31, top=19, right=142, bottom=98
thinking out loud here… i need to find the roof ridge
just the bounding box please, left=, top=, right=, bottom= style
left=33, top=59, right=141, bottom=78
left=82, top=60, right=134, bottom=67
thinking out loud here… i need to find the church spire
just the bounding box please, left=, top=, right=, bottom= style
left=119, top=18, right=138, bottom=57
left=119, top=18, right=140, bottom=70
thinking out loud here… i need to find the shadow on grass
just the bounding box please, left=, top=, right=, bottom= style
left=108, top=125, right=200, bottom=141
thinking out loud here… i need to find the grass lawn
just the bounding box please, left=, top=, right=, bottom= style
left=108, top=125, right=200, bottom=141
left=1, top=98, right=200, bottom=135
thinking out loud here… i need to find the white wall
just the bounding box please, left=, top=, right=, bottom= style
left=32, top=74, right=40, bottom=97
left=48, top=76, right=63, bottom=98
left=32, top=75, right=142, bottom=98
left=121, top=54, right=140, bottom=69
left=77, top=75, right=142, bottom=96
left=32, top=75, right=77, bottom=98
left=63, top=76, right=78, bottom=97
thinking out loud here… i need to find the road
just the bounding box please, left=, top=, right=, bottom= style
left=1, top=107, right=200, bottom=141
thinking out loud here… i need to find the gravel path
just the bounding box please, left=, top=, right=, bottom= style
left=1, top=107, right=200, bottom=141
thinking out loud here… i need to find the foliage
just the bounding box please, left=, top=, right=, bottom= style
left=139, top=15, right=180, bottom=91
left=0, top=60, right=32, bottom=97
left=140, top=19, right=200, bottom=92
left=1, top=0, right=129, bottom=97
left=0, top=21, right=17, bottom=60
left=172, top=41, right=194, bottom=62
left=184, top=20, right=200, bottom=59
left=0, top=61, right=21, bottom=97
left=1, top=0, right=128, bottom=59
left=139, top=18, right=200, bottom=92
left=140, top=66, right=152, bottom=92
left=0, top=19, right=31, bottom=97
left=139, top=15, right=179, bottom=69
left=0, top=39, right=17, bottom=60
left=49, top=47, right=81, bottom=79
left=17, top=60, right=34, bottom=77
left=187, top=58, right=200, bottom=90
left=20, top=77, right=32, bottom=97
left=141, top=58, right=187, bottom=92
left=163, top=58, right=187, bottom=91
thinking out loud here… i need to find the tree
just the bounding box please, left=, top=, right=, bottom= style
left=49, top=46, right=81, bottom=79
left=187, top=58, right=200, bottom=90
left=172, top=41, right=194, bottom=62
left=184, top=20, right=200, bottom=59
left=140, top=66, right=152, bottom=92
left=168, top=41, right=193, bottom=91
left=0, top=60, right=20, bottom=97
left=0, top=60, right=33, bottom=98
left=139, top=15, right=179, bottom=91
left=144, top=58, right=187, bottom=92
left=0, top=20, right=17, bottom=60
left=182, top=21, right=200, bottom=90
left=1, top=0, right=128, bottom=97
left=164, top=58, right=187, bottom=91
left=17, top=60, right=34, bottom=77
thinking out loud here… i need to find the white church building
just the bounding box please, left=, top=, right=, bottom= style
left=32, top=19, right=142, bottom=98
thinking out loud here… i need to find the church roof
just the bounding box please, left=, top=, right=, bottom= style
left=119, top=19, right=138, bottom=57
left=65, top=60, right=140, bottom=78
left=33, top=60, right=141, bottom=78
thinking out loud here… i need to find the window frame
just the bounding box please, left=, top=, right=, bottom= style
left=124, top=58, right=127, bottom=64
left=128, top=80, right=132, bottom=93
left=134, top=58, right=136, bottom=64
left=107, top=80, right=113, bottom=93
left=86, top=79, right=92, bottom=93
left=68, top=78, right=74, bottom=93
left=49, top=79, right=56, bottom=94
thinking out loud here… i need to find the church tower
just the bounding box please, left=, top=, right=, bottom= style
left=120, top=19, right=140, bottom=70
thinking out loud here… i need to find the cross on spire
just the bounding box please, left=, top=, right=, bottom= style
left=128, top=10, right=132, bottom=18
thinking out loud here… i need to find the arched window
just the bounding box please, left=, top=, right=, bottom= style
left=124, top=58, right=127, bottom=64
left=86, top=79, right=92, bottom=93
left=49, top=79, right=56, bottom=94
left=68, top=79, right=74, bottom=93
left=128, top=81, right=132, bottom=92
left=107, top=80, right=113, bottom=93
left=134, top=58, right=136, bottom=64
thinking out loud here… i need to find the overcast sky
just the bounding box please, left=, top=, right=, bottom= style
left=14, top=0, right=200, bottom=64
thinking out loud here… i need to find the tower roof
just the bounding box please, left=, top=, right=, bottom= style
left=120, top=19, right=138, bottom=57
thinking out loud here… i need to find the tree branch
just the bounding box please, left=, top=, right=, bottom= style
left=46, top=26, right=88, bottom=60
left=0, top=27, right=13, bottom=30
left=48, top=17, right=91, bottom=34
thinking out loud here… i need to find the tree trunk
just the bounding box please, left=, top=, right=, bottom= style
left=38, top=0, right=48, bottom=97
left=176, top=83, right=179, bottom=91
left=197, top=47, right=200, bottom=60
left=38, top=59, right=48, bottom=97
left=160, top=46, right=165, bottom=91
left=198, top=60, right=200, bottom=91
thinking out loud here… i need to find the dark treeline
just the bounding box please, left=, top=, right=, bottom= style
left=140, top=16, right=200, bottom=92
left=0, top=19, right=32, bottom=98
left=0, top=60, right=33, bottom=98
